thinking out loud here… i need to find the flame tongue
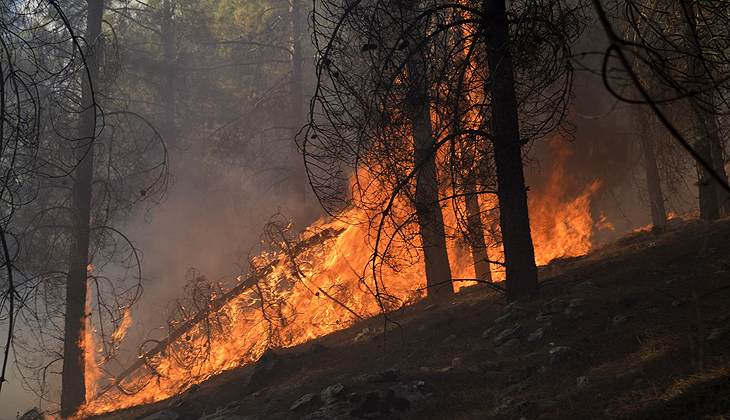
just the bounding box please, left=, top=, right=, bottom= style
left=79, top=137, right=606, bottom=417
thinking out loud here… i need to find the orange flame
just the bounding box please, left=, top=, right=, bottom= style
left=77, top=138, right=606, bottom=417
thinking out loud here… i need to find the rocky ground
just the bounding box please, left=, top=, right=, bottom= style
left=88, top=218, right=730, bottom=420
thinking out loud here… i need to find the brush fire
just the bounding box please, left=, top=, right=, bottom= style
left=75, top=136, right=607, bottom=418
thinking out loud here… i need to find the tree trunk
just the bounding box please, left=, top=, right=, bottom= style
left=61, top=0, right=102, bottom=416
left=407, top=48, right=453, bottom=297
left=485, top=0, right=538, bottom=301
left=684, top=0, right=720, bottom=221
left=465, top=184, right=492, bottom=282
left=639, top=114, right=667, bottom=229
left=289, top=0, right=307, bottom=207
left=706, top=104, right=730, bottom=215
left=412, top=111, right=454, bottom=297
left=449, top=13, right=492, bottom=284
left=161, top=0, right=177, bottom=176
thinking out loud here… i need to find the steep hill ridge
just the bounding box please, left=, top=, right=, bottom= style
left=88, top=218, right=730, bottom=420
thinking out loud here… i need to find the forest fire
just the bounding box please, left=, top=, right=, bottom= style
left=76, top=139, right=606, bottom=417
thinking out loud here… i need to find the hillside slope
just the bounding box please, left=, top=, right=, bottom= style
left=89, top=218, right=730, bottom=420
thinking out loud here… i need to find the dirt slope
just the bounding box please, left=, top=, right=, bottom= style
left=88, top=218, right=730, bottom=420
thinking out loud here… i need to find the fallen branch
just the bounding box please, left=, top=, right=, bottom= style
left=91, top=227, right=345, bottom=402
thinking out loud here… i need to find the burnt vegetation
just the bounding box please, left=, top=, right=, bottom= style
left=0, top=0, right=729, bottom=419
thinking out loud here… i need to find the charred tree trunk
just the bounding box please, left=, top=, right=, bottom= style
left=639, top=114, right=667, bottom=229
left=706, top=105, right=730, bottom=215
left=450, top=14, right=492, bottom=284
left=683, top=0, right=721, bottom=221
left=61, top=0, right=102, bottom=416
left=407, top=49, right=453, bottom=297
left=465, top=184, right=492, bottom=282
left=485, top=0, right=538, bottom=301
left=289, top=0, right=307, bottom=207
left=161, top=0, right=177, bottom=176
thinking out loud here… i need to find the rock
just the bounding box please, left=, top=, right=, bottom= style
left=549, top=346, right=577, bottom=365
left=310, top=343, right=328, bottom=353
left=564, top=305, right=584, bottom=318
left=321, top=383, right=346, bottom=403
left=707, top=328, right=727, bottom=343
left=514, top=401, right=537, bottom=417
left=569, top=299, right=584, bottom=308
left=572, top=280, right=596, bottom=292
left=467, top=365, right=483, bottom=375
left=482, top=325, right=499, bottom=338
left=494, top=311, right=527, bottom=324
left=245, top=348, right=280, bottom=391
left=502, top=302, right=528, bottom=314
left=494, top=339, right=521, bottom=356
left=443, top=334, right=457, bottom=342
left=354, top=328, right=372, bottom=342
left=185, top=384, right=200, bottom=394
left=535, top=315, right=553, bottom=324
left=290, top=393, right=319, bottom=411
left=350, top=389, right=409, bottom=417
left=483, top=360, right=503, bottom=372
left=507, top=366, right=533, bottom=385
left=527, top=327, right=546, bottom=343
left=139, top=410, right=181, bottom=420
left=539, top=298, right=566, bottom=315
left=611, top=313, right=631, bottom=327
left=451, top=357, right=463, bottom=368
left=354, top=369, right=400, bottom=383
left=493, top=325, right=525, bottom=347
left=418, top=324, right=427, bottom=334
left=508, top=376, right=535, bottom=392
left=524, top=352, right=543, bottom=361
left=576, top=376, right=589, bottom=388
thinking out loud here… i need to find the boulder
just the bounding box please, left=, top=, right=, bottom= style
left=290, top=393, right=319, bottom=412
left=321, top=383, right=346, bottom=404
left=549, top=346, right=578, bottom=365
left=539, top=298, right=566, bottom=315
left=494, top=339, right=521, bottom=356
left=527, top=327, right=546, bottom=343
left=493, top=325, right=525, bottom=347
left=245, top=348, right=280, bottom=391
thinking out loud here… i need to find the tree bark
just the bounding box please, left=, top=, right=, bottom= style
left=706, top=104, right=730, bottom=215
left=61, top=0, right=102, bottom=417
left=407, top=47, right=453, bottom=297
left=412, top=111, right=454, bottom=297
left=485, top=0, right=538, bottom=301
left=639, top=114, right=667, bottom=229
left=289, top=0, right=307, bottom=207
left=161, top=0, right=177, bottom=176
left=465, top=184, right=492, bottom=282
left=684, top=0, right=720, bottom=221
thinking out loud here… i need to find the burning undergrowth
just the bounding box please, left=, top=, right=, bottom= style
left=77, top=138, right=611, bottom=417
